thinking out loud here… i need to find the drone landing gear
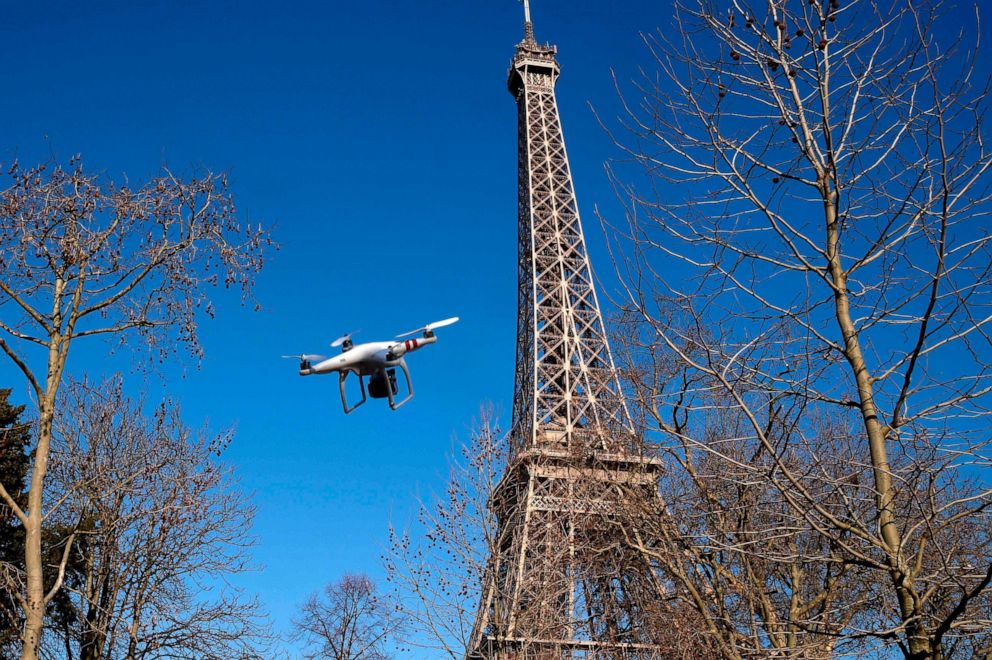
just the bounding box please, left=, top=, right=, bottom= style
left=338, top=371, right=367, bottom=414
left=387, top=360, right=414, bottom=411
left=338, top=362, right=414, bottom=414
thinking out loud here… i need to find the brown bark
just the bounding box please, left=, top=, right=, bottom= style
left=0, top=157, right=270, bottom=659
left=601, top=0, right=992, bottom=654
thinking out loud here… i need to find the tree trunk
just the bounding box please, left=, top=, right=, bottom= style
left=824, top=191, right=930, bottom=657
left=20, top=400, right=53, bottom=660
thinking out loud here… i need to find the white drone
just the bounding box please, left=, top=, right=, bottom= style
left=283, top=317, right=459, bottom=413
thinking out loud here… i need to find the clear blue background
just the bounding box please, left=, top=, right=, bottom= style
left=0, top=0, right=669, bottom=652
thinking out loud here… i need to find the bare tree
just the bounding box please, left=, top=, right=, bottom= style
left=0, top=156, right=270, bottom=659
left=383, top=410, right=504, bottom=659
left=609, top=359, right=875, bottom=656
left=292, top=574, right=403, bottom=660
left=39, top=376, right=268, bottom=659
left=383, top=410, right=713, bottom=659
left=601, top=0, right=992, bottom=657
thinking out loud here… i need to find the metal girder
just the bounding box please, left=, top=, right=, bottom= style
left=470, top=19, right=670, bottom=660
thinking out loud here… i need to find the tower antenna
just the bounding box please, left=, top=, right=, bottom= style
left=521, top=0, right=535, bottom=42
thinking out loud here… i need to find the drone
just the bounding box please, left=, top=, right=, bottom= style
left=283, top=317, right=459, bottom=413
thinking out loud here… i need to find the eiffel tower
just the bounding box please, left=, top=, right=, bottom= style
left=470, top=3, right=668, bottom=658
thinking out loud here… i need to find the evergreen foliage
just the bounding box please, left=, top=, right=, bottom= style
left=0, top=388, right=30, bottom=657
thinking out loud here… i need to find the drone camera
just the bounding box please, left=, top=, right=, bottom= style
left=368, top=369, right=399, bottom=399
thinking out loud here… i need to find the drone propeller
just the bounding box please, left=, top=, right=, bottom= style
left=281, top=354, right=326, bottom=362
left=396, top=316, right=460, bottom=338
left=331, top=330, right=360, bottom=348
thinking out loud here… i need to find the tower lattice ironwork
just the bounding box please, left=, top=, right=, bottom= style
left=470, top=4, right=669, bottom=658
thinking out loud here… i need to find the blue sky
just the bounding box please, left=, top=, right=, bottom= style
left=0, top=0, right=671, bottom=651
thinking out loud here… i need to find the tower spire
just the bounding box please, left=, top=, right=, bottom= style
left=522, top=0, right=535, bottom=43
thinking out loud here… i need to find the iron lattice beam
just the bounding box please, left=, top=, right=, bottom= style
left=470, top=16, right=671, bottom=660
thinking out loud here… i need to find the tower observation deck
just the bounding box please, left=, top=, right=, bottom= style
left=469, top=4, right=670, bottom=658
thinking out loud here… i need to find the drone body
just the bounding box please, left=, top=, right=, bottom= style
left=284, top=317, right=458, bottom=413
